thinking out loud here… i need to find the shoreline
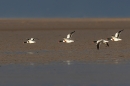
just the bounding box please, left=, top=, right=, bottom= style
left=0, top=18, right=129, bottom=30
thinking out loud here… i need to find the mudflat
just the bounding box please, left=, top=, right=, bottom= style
left=0, top=18, right=129, bottom=65
left=1, top=18, right=130, bottom=30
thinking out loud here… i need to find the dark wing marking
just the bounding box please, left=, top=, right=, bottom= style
left=93, top=41, right=97, bottom=43
left=118, top=29, right=124, bottom=33
left=70, top=31, right=75, bottom=35
left=59, top=40, right=63, bottom=42
left=97, top=42, right=101, bottom=50
left=106, top=42, right=109, bottom=47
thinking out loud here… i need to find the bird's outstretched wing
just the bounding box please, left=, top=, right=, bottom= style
left=97, top=42, right=101, bottom=50
left=67, top=31, right=75, bottom=39
left=115, top=29, right=124, bottom=38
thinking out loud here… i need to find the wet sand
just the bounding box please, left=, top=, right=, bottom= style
left=0, top=18, right=130, bottom=65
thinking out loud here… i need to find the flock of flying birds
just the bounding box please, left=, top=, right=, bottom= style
left=24, top=29, right=124, bottom=50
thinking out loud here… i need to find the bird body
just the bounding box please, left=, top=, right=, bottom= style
left=24, top=38, right=36, bottom=44
left=111, top=36, right=122, bottom=41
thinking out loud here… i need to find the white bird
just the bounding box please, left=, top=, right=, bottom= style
left=59, top=31, right=75, bottom=43
left=107, top=29, right=124, bottom=41
left=24, top=38, right=36, bottom=44
left=93, top=39, right=109, bottom=50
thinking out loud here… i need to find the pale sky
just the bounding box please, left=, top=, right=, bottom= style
left=0, top=0, right=129, bottom=18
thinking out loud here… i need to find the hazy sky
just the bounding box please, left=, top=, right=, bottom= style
left=0, top=0, right=130, bottom=18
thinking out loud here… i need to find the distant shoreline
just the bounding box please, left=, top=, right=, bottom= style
left=0, top=18, right=130, bottom=21
left=0, top=18, right=129, bottom=30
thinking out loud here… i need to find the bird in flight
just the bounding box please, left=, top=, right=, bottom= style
left=59, top=31, right=75, bottom=43
left=107, top=29, right=124, bottom=41
left=93, top=39, right=109, bottom=50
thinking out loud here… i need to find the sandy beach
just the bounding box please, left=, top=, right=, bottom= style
left=0, top=18, right=130, bottom=65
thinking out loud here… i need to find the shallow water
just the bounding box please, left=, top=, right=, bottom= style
left=0, top=61, right=130, bottom=86
left=0, top=48, right=130, bottom=64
